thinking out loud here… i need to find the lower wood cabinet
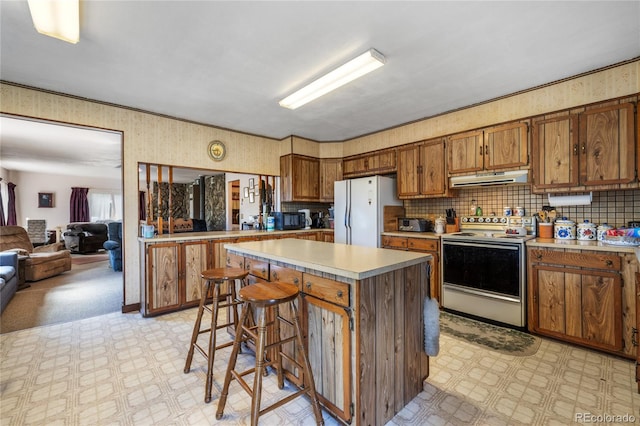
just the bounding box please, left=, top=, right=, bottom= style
left=381, top=235, right=440, bottom=303
left=141, top=239, right=211, bottom=316
left=528, top=248, right=633, bottom=356
left=636, top=271, right=640, bottom=392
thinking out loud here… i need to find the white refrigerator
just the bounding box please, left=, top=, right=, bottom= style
left=334, top=175, right=402, bottom=247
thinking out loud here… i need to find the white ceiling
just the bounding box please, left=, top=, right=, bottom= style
left=0, top=1, right=639, bottom=176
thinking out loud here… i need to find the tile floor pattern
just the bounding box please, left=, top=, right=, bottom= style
left=0, top=308, right=638, bottom=425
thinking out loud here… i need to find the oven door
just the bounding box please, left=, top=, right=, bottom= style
left=441, top=239, right=526, bottom=327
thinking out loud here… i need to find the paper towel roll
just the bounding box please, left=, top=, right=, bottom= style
left=548, top=192, right=592, bottom=206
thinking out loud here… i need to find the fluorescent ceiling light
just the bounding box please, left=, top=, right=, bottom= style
left=279, top=48, right=386, bottom=109
left=28, top=0, right=79, bottom=44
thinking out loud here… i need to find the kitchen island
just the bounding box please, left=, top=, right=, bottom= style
left=225, top=238, right=433, bottom=425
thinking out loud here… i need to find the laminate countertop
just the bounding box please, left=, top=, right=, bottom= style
left=138, top=228, right=329, bottom=243
left=527, top=238, right=639, bottom=255
left=225, top=238, right=431, bottom=280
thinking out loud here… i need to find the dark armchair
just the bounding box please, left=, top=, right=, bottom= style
left=103, top=222, right=122, bottom=271
left=63, top=222, right=109, bottom=254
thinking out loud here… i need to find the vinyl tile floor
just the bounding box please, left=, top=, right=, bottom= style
left=1, top=308, right=638, bottom=425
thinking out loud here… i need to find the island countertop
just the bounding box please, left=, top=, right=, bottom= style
left=225, top=238, right=431, bottom=280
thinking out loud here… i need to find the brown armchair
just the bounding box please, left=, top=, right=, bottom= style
left=0, top=226, right=72, bottom=282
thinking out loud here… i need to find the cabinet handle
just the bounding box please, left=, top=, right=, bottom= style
left=479, top=145, right=483, bottom=156
left=337, top=290, right=343, bottom=298
left=536, top=254, right=543, bottom=260
left=262, top=268, right=266, bottom=274
left=272, top=272, right=278, bottom=280
left=306, top=282, right=312, bottom=290
left=484, top=144, right=489, bottom=156
left=605, top=260, right=613, bottom=267
left=293, top=278, right=299, bottom=284
left=581, top=144, right=586, bottom=154
left=573, top=144, right=578, bottom=155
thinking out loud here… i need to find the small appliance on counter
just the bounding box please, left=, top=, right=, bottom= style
left=272, top=212, right=306, bottom=230
left=397, top=218, right=432, bottom=232
left=298, top=209, right=312, bottom=229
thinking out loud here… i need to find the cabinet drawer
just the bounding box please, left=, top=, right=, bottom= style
left=529, top=249, right=621, bottom=270
left=407, top=238, right=438, bottom=251
left=245, top=258, right=270, bottom=280
left=226, top=253, right=245, bottom=269
left=270, top=265, right=303, bottom=290
left=302, top=273, right=350, bottom=307
left=382, top=236, right=408, bottom=250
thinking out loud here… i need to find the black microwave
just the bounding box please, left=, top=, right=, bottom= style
left=272, top=212, right=305, bottom=230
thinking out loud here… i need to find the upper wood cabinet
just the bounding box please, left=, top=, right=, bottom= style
left=448, top=122, right=529, bottom=175
left=397, top=138, right=455, bottom=198
left=280, top=154, right=320, bottom=202
left=531, top=100, right=636, bottom=192
left=342, top=148, right=396, bottom=178
left=319, top=158, right=343, bottom=202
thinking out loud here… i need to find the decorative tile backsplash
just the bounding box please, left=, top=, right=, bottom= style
left=404, top=187, right=640, bottom=228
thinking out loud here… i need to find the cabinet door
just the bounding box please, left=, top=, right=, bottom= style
left=531, top=264, right=622, bottom=352
left=319, top=158, right=343, bottom=202
left=303, top=295, right=352, bottom=423
left=183, top=240, right=210, bottom=304
left=342, top=155, right=367, bottom=178
left=532, top=115, right=579, bottom=189
left=420, top=139, right=447, bottom=195
left=484, top=122, right=529, bottom=170
left=636, top=272, right=640, bottom=392
left=396, top=144, right=421, bottom=197
left=368, top=149, right=396, bottom=174
left=579, top=103, right=635, bottom=186
left=448, top=130, right=484, bottom=174
left=147, top=243, right=180, bottom=314
left=293, top=156, right=320, bottom=200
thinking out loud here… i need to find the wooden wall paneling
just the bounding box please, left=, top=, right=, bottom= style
left=393, top=268, right=405, bottom=413
left=375, top=271, right=395, bottom=423
left=357, top=276, right=376, bottom=425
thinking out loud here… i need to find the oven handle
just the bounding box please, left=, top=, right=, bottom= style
left=443, top=283, right=521, bottom=303
left=442, top=241, right=520, bottom=251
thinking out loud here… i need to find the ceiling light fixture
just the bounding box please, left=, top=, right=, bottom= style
left=279, top=48, right=386, bottom=110
left=27, top=0, right=79, bottom=44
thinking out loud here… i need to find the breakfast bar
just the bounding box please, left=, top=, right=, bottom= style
left=224, top=238, right=432, bottom=425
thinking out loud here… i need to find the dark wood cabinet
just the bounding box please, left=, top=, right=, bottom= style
left=280, top=154, right=320, bottom=201
left=342, top=148, right=396, bottom=178
left=528, top=248, right=625, bottom=354
left=397, top=138, right=454, bottom=198
left=319, top=158, right=343, bottom=202
left=532, top=98, right=637, bottom=193
left=448, top=122, right=528, bottom=175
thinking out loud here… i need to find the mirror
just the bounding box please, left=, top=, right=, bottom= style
left=138, top=163, right=279, bottom=235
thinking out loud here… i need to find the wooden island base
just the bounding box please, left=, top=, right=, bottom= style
left=225, top=238, right=432, bottom=425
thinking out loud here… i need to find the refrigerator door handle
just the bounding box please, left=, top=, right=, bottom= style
left=345, top=180, right=351, bottom=244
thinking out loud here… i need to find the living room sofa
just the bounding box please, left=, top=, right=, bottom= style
left=0, top=226, right=72, bottom=282
left=63, top=222, right=109, bottom=254
left=0, top=252, right=18, bottom=314
left=103, top=221, right=122, bottom=271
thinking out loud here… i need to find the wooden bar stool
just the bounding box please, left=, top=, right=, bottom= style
left=184, top=267, right=249, bottom=403
left=216, top=282, right=324, bottom=425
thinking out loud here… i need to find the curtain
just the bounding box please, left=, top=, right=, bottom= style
left=139, top=191, right=146, bottom=221
left=0, top=179, right=6, bottom=226
left=88, top=191, right=122, bottom=221
left=7, top=182, right=17, bottom=226
left=70, top=187, right=89, bottom=222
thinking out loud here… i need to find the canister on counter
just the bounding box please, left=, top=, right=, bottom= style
left=503, top=207, right=512, bottom=216
left=514, top=206, right=525, bottom=217
left=576, top=220, right=596, bottom=241
left=554, top=219, right=576, bottom=240
left=597, top=223, right=613, bottom=241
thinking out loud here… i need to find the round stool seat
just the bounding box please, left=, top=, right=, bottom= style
left=201, top=267, right=248, bottom=281
left=239, top=282, right=299, bottom=307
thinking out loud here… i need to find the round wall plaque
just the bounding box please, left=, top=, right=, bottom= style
left=207, top=140, right=226, bottom=161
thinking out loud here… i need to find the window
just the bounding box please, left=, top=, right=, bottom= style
left=89, top=190, right=122, bottom=222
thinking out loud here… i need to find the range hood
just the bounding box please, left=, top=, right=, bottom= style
left=449, top=170, right=529, bottom=188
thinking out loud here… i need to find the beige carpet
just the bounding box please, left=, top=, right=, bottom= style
left=0, top=260, right=122, bottom=334
left=70, top=252, right=110, bottom=265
